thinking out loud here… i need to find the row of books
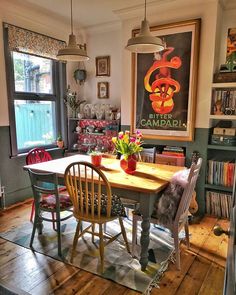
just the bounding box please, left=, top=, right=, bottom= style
left=206, top=191, right=232, bottom=219
left=162, top=146, right=185, bottom=157
left=212, top=89, right=236, bottom=112
left=207, top=160, right=235, bottom=187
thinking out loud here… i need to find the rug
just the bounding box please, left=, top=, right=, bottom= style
left=0, top=215, right=175, bottom=294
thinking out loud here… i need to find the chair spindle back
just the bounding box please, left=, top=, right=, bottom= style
left=26, top=148, right=52, bottom=165
left=64, top=161, right=112, bottom=219
left=174, top=158, right=202, bottom=223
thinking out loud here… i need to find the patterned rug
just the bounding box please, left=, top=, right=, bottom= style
left=0, top=215, right=175, bottom=294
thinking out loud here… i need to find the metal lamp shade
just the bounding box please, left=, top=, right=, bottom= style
left=57, top=34, right=89, bottom=62
left=126, top=19, right=164, bottom=53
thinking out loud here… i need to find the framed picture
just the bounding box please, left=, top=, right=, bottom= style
left=131, top=19, right=200, bottom=141
left=97, top=82, right=109, bottom=99
left=96, top=56, right=110, bottom=76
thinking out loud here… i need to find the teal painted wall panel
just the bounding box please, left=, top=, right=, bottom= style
left=0, top=124, right=209, bottom=215
left=0, top=126, right=63, bottom=206
left=121, top=126, right=209, bottom=216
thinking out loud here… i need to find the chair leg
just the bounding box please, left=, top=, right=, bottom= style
left=104, top=223, right=107, bottom=233
left=99, top=224, right=104, bottom=273
left=119, top=217, right=130, bottom=254
left=71, top=220, right=81, bottom=263
left=30, top=200, right=35, bottom=222
left=185, top=221, right=190, bottom=249
left=56, top=212, right=62, bottom=257
left=173, top=230, right=181, bottom=270
left=92, top=223, right=95, bottom=243
left=30, top=215, right=38, bottom=248
left=132, top=215, right=138, bottom=257
left=52, top=212, right=56, bottom=231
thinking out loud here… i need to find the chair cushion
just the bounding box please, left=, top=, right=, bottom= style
left=83, top=193, right=126, bottom=217
left=40, top=193, right=72, bottom=210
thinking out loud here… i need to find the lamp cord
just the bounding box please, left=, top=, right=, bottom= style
left=71, top=0, right=73, bottom=34
left=144, top=0, right=147, bottom=21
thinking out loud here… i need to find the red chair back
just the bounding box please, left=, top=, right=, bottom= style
left=26, top=148, right=52, bottom=165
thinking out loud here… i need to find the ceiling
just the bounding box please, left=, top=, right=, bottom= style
left=10, top=0, right=174, bottom=28
left=7, top=0, right=236, bottom=29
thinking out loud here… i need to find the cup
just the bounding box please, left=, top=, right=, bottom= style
left=91, top=154, right=102, bottom=167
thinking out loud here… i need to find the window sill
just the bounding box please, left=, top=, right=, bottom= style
left=10, top=147, right=64, bottom=159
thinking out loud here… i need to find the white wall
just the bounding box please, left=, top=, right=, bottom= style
left=84, top=28, right=122, bottom=109
left=0, top=0, right=80, bottom=126
left=121, top=1, right=220, bottom=129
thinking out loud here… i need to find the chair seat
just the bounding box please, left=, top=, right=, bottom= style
left=40, top=193, right=72, bottom=210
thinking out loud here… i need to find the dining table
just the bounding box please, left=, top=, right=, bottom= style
left=24, top=154, right=184, bottom=271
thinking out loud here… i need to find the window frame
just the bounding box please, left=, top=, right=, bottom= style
left=3, top=25, right=67, bottom=156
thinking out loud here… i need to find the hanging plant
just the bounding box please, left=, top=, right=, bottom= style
left=74, top=69, right=87, bottom=85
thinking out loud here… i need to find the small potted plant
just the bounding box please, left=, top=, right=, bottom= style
left=90, top=150, right=103, bottom=167
left=56, top=134, right=64, bottom=149
left=64, top=85, right=86, bottom=118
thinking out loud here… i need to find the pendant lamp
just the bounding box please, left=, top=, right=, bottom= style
left=126, top=0, right=164, bottom=53
left=57, top=0, right=89, bottom=62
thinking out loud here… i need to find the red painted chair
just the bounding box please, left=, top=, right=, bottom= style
left=26, top=148, right=67, bottom=230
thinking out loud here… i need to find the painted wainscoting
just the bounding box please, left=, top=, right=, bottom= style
left=0, top=126, right=64, bottom=206
left=121, top=126, right=209, bottom=216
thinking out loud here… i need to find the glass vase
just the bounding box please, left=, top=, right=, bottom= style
left=120, top=154, right=137, bottom=175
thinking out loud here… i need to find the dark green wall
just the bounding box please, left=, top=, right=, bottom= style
left=0, top=125, right=209, bottom=215
left=121, top=125, right=209, bottom=216
left=0, top=126, right=63, bottom=206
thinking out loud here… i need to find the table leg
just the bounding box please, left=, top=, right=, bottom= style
left=139, top=216, right=150, bottom=271
left=139, top=192, right=156, bottom=271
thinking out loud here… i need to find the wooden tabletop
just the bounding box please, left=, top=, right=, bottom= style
left=24, top=154, right=184, bottom=194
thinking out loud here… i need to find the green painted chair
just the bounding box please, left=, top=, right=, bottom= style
left=28, top=169, right=73, bottom=257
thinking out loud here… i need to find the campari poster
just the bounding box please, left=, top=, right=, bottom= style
left=131, top=19, right=200, bottom=141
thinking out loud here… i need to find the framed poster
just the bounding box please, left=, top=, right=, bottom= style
left=131, top=19, right=200, bottom=141
left=96, top=56, right=110, bottom=76
left=97, top=82, right=109, bottom=98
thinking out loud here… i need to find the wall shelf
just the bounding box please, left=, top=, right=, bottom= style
left=207, top=144, right=236, bottom=151
left=209, top=115, right=236, bottom=120
left=205, top=183, right=233, bottom=192
left=212, top=82, right=236, bottom=88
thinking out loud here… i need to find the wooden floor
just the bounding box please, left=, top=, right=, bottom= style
left=0, top=200, right=229, bottom=295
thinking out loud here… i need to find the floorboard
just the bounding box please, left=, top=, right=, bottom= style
left=0, top=201, right=229, bottom=295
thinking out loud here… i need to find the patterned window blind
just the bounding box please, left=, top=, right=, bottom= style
left=4, top=23, right=66, bottom=60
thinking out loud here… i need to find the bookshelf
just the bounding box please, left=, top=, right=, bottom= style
left=205, top=81, right=236, bottom=219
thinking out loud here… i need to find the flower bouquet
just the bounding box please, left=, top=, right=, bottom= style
left=112, top=130, right=143, bottom=174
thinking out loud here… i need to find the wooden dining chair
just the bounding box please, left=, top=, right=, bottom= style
left=132, top=158, right=202, bottom=270
left=28, top=169, right=73, bottom=257
left=64, top=161, right=130, bottom=273
left=121, top=147, right=156, bottom=217
left=26, top=148, right=67, bottom=230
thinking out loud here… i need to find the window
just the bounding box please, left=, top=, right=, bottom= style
left=3, top=24, right=66, bottom=156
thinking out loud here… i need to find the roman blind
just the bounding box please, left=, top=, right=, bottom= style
left=4, top=23, right=66, bottom=60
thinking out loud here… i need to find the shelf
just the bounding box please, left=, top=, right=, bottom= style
left=81, top=132, right=105, bottom=136
left=78, top=119, right=119, bottom=122
left=209, top=114, right=236, bottom=120
left=205, top=183, right=233, bottom=192
left=207, top=144, right=236, bottom=151
left=212, top=82, right=236, bottom=88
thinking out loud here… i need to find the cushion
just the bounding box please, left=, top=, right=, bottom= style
left=83, top=193, right=126, bottom=217
left=40, top=193, right=72, bottom=210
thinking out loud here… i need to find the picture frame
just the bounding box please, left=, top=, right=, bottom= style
left=97, top=82, right=109, bottom=99
left=96, top=56, right=110, bottom=76
left=131, top=19, right=200, bottom=141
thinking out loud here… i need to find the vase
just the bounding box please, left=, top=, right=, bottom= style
left=120, top=154, right=137, bottom=175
